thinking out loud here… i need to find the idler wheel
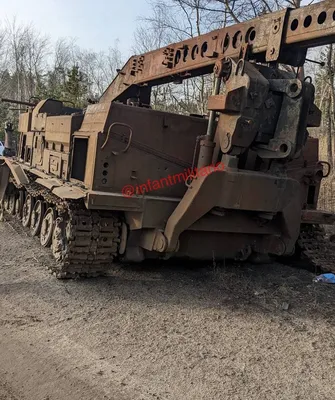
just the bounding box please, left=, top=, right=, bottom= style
left=22, top=194, right=35, bottom=228
left=30, top=200, right=45, bottom=236
left=40, top=207, right=56, bottom=247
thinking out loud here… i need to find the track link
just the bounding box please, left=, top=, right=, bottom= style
left=297, top=224, right=335, bottom=274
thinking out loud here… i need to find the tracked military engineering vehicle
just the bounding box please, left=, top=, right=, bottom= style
left=1, top=0, right=335, bottom=278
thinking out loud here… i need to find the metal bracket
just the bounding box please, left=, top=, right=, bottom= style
left=266, top=9, right=290, bottom=62
left=140, top=229, right=168, bottom=252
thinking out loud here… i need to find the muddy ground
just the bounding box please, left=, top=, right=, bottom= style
left=0, top=217, right=334, bottom=400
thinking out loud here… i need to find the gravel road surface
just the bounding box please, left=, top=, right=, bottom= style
left=0, top=217, right=334, bottom=400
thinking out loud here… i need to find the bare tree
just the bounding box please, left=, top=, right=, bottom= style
left=0, top=19, right=123, bottom=130
left=6, top=19, right=49, bottom=101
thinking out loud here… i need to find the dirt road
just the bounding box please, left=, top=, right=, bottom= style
left=0, top=218, right=334, bottom=400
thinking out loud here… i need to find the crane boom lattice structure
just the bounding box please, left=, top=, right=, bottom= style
left=101, top=0, right=335, bottom=103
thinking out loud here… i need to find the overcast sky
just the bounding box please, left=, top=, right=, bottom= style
left=0, top=0, right=151, bottom=56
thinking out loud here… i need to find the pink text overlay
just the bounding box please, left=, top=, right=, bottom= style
left=122, top=162, right=225, bottom=198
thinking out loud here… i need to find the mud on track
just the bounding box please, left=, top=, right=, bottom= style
left=0, top=217, right=335, bottom=400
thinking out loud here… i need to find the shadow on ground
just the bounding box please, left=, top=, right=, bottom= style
left=1, top=216, right=334, bottom=324
left=10, top=257, right=332, bottom=324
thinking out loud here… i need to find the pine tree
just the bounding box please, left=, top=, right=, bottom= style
left=64, top=65, right=87, bottom=108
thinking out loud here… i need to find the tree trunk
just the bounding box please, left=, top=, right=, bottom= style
left=326, top=45, right=334, bottom=168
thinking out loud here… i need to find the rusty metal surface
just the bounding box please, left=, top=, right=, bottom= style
left=211, top=60, right=270, bottom=156
left=87, top=103, right=206, bottom=195
left=163, top=167, right=301, bottom=253
left=101, top=0, right=335, bottom=103
left=1, top=158, right=30, bottom=186
left=35, top=178, right=62, bottom=190
left=265, top=9, right=288, bottom=62
left=52, top=186, right=86, bottom=200
left=301, top=210, right=335, bottom=225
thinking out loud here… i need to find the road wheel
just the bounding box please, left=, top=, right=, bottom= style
left=3, top=194, right=10, bottom=213
left=8, top=193, right=16, bottom=215
left=40, top=207, right=56, bottom=247
left=15, top=191, right=24, bottom=219
left=22, top=194, right=34, bottom=228
left=30, top=200, right=45, bottom=236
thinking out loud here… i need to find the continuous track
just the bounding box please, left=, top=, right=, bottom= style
left=297, top=224, right=335, bottom=274
left=2, top=178, right=121, bottom=279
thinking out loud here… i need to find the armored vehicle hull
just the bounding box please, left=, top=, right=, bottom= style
left=1, top=0, right=335, bottom=278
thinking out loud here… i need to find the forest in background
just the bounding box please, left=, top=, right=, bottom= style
left=0, top=0, right=334, bottom=208
left=0, top=21, right=123, bottom=132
